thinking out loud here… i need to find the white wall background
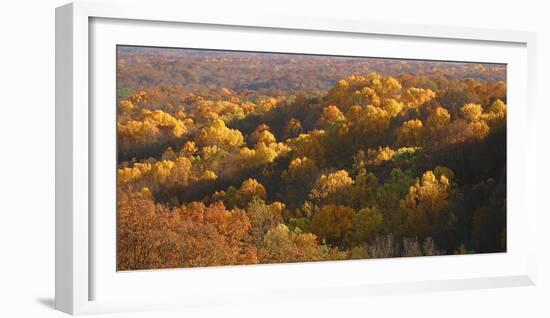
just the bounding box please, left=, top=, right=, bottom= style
left=0, top=0, right=547, bottom=317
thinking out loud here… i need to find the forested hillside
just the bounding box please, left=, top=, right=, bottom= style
left=117, top=47, right=507, bottom=270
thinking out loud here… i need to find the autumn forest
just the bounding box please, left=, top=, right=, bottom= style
left=116, top=46, right=507, bottom=271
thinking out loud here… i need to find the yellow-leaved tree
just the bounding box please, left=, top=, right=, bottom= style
left=400, top=170, right=453, bottom=239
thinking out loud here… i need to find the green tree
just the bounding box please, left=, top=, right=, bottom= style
left=349, top=207, right=384, bottom=244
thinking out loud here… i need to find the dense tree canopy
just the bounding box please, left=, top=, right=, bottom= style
left=117, top=47, right=507, bottom=270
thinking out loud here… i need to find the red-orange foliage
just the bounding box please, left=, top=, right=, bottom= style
left=117, top=188, right=257, bottom=270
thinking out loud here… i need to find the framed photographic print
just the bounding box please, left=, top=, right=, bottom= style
left=55, top=1, right=537, bottom=315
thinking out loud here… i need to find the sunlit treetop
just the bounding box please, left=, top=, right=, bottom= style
left=461, top=103, right=484, bottom=122
left=197, top=119, right=245, bottom=148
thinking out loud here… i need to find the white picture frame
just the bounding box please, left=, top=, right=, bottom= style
left=55, top=1, right=538, bottom=315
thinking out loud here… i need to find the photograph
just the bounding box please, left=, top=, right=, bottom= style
left=116, top=46, right=507, bottom=271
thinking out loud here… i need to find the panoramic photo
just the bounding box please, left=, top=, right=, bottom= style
left=116, top=46, right=507, bottom=271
